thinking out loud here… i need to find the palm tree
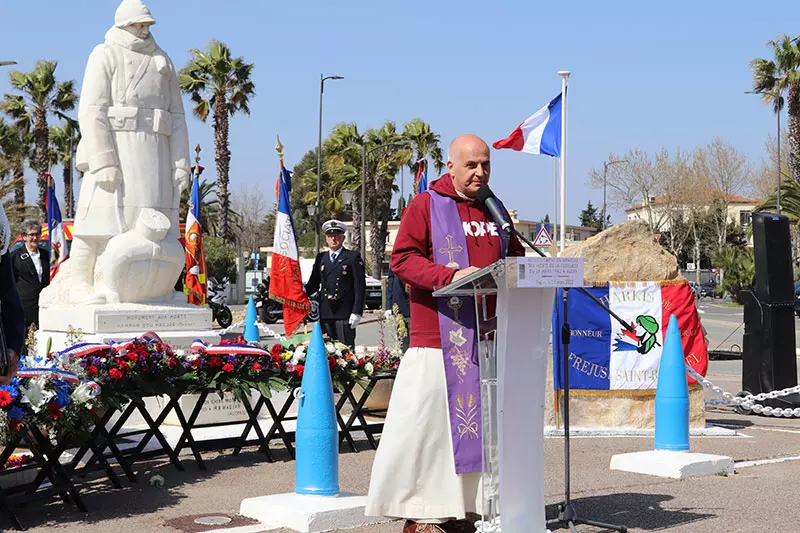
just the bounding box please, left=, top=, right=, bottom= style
left=755, top=168, right=799, bottom=221
left=0, top=174, right=37, bottom=226
left=402, top=118, right=444, bottom=191
left=364, top=122, right=412, bottom=275
left=48, top=118, right=80, bottom=218
left=750, top=34, right=800, bottom=184
left=300, top=154, right=360, bottom=218
left=1, top=60, right=78, bottom=217
left=0, top=117, right=31, bottom=206
left=179, top=41, right=256, bottom=242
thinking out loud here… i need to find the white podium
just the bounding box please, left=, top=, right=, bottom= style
left=433, top=256, right=584, bottom=533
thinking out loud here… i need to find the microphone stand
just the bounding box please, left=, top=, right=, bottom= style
left=510, top=227, right=629, bottom=533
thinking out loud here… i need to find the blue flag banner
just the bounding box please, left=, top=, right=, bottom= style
left=552, top=281, right=709, bottom=391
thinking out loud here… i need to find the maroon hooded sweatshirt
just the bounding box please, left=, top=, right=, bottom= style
left=390, top=175, right=525, bottom=349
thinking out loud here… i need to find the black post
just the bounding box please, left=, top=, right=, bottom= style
left=548, top=288, right=627, bottom=533
left=561, top=288, right=572, bottom=510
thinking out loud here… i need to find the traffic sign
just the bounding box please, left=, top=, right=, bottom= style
left=534, top=224, right=553, bottom=247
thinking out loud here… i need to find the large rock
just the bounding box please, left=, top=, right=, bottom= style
left=560, top=220, right=681, bottom=282
left=547, top=220, right=705, bottom=430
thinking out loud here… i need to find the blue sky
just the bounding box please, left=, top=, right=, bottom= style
left=1, top=0, right=797, bottom=225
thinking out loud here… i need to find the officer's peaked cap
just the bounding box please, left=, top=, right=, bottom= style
left=323, top=220, right=347, bottom=235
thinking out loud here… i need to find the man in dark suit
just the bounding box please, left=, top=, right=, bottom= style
left=305, top=219, right=366, bottom=347
left=10, top=219, right=49, bottom=332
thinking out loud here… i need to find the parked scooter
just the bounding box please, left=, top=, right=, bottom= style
left=208, top=277, right=233, bottom=329
left=253, top=278, right=283, bottom=324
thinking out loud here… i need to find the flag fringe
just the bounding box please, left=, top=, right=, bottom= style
left=554, top=382, right=702, bottom=396
left=268, top=294, right=311, bottom=311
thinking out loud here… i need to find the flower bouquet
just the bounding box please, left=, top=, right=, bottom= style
left=180, top=336, right=287, bottom=403
left=271, top=336, right=373, bottom=392
left=68, top=334, right=188, bottom=407
left=0, top=453, right=36, bottom=490
left=0, top=353, right=101, bottom=445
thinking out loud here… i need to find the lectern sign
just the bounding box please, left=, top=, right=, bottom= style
left=507, top=257, right=584, bottom=288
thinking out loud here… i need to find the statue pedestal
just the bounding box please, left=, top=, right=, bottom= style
left=37, top=302, right=220, bottom=355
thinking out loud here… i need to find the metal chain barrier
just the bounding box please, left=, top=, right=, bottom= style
left=256, top=322, right=285, bottom=341
left=218, top=320, right=286, bottom=342
left=686, top=365, right=800, bottom=418
left=217, top=320, right=244, bottom=336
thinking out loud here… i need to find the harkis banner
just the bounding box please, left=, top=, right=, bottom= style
left=552, top=281, right=708, bottom=390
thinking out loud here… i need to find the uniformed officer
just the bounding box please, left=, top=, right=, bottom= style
left=305, top=220, right=366, bottom=347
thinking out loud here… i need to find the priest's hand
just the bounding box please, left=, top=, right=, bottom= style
left=452, top=266, right=479, bottom=282
left=0, top=349, right=19, bottom=386
left=95, top=166, right=122, bottom=192
left=349, top=313, right=362, bottom=329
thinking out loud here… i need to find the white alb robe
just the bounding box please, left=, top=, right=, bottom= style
left=365, top=347, right=481, bottom=521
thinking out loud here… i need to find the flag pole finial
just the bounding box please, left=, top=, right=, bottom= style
left=276, top=135, right=285, bottom=168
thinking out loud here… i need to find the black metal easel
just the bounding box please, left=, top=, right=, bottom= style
left=511, top=229, right=628, bottom=533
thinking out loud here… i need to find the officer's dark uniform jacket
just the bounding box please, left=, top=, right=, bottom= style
left=306, top=247, right=366, bottom=321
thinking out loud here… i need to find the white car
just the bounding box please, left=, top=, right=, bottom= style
left=365, top=276, right=383, bottom=309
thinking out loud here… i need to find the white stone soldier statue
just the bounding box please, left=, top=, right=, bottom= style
left=46, top=0, right=191, bottom=305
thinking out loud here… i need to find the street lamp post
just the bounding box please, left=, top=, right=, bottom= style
left=0, top=61, right=16, bottom=67
left=601, top=159, right=628, bottom=229
left=316, top=74, right=344, bottom=255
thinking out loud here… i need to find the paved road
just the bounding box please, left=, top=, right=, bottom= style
left=9, top=299, right=800, bottom=532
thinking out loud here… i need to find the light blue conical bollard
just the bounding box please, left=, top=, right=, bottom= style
left=243, top=295, right=260, bottom=343
left=655, top=314, right=690, bottom=451
left=295, top=322, right=339, bottom=496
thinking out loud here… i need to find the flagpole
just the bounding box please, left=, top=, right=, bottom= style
left=552, top=157, right=558, bottom=257
left=558, top=71, right=570, bottom=253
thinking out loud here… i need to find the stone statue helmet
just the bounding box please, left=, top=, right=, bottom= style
left=114, top=0, right=156, bottom=37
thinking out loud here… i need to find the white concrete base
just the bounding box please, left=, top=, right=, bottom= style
left=240, top=492, right=388, bottom=533
left=40, top=302, right=213, bottom=334
left=610, top=450, right=735, bottom=479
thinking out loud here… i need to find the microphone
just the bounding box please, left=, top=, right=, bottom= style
left=476, top=185, right=512, bottom=236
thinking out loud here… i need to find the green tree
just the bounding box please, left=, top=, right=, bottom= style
left=1, top=60, right=77, bottom=216
left=48, top=118, right=80, bottom=218
left=0, top=117, right=31, bottom=206
left=712, top=245, right=755, bottom=303
left=179, top=41, right=256, bottom=242
left=579, top=201, right=603, bottom=230
left=289, top=148, right=320, bottom=249
left=750, top=34, right=800, bottom=184
left=364, top=122, right=412, bottom=275
left=402, top=118, right=444, bottom=187
left=0, top=174, right=34, bottom=225
left=756, top=168, right=798, bottom=219
left=204, top=234, right=238, bottom=283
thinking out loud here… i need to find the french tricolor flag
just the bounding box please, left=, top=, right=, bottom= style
left=269, top=166, right=310, bottom=336
left=493, top=93, right=562, bottom=157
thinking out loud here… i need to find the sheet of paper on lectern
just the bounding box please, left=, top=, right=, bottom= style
left=506, top=257, right=585, bottom=288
